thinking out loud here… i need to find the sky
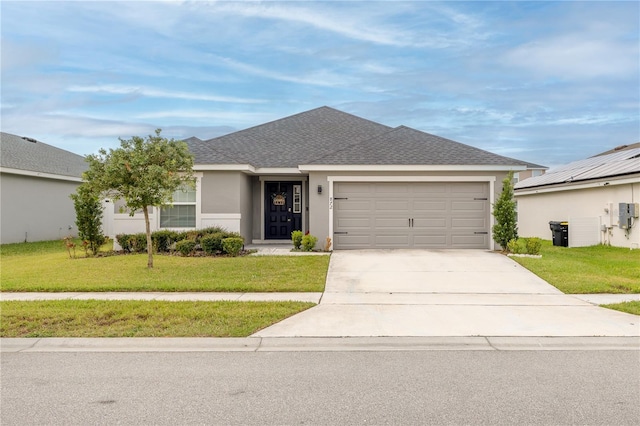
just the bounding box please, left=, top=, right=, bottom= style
left=1, top=0, right=638, bottom=168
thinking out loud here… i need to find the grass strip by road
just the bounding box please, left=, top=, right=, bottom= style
left=510, top=241, right=640, bottom=294
left=1, top=241, right=329, bottom=292
left=601, top=301, right=640, bottom=316
left=0, top=300, right=314, bottom=337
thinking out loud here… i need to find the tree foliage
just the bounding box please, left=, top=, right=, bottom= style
left=84, top=129, right=195, bottom=268
left=70, top=183, right=105, bottom=256
left=492, top=171, right=518, bottom=251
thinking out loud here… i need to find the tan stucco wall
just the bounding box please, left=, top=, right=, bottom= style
left=1, top=173, right=81, bottom=243
left=515, top=178, right=640, bottom=248
left=308, top=170, right=511, bottom=250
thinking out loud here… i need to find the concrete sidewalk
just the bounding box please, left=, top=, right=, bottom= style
left=0, top=292, right=322, bottom=303
left=1, top=292, right=636, bottom=305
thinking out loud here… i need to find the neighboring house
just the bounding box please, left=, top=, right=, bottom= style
left=112, top=106, right=544, bottom=250
left=514, top=143, right=640, bottom=248
left=0, top=132, right=88, bottom=244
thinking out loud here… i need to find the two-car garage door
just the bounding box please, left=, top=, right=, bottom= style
left=333, top=182, right=490, bottom=249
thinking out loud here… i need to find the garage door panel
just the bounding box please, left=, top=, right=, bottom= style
left=333, top=181, right=490, bottom=249
left=336, top=217, right=372, bottom=229
left=374, top=183, right=409, bottom=194
left=451, top=182, right=488, bottom=194
left=336, top=200, right=372, bottom=211
left=413, top=200, right=447, bottom=211
left=451, top=217, right=487, bottom=229
left=413, top=218, right=447, bottom=229
left=375, top=200, right=409, bottom=211
left=375, top=217, right=410, bottom=229
left=451, top=233, right=488, bottom=248
left=413, top=234, right=448, bottom=247
left=334, top=234, right=373, bottom=249
left=451, top=200, right=486, bottom=211
left=412, top=183, right=447, bottom=194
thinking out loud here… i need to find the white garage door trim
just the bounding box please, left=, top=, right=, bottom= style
left=327, top=175, right=496, bottom=250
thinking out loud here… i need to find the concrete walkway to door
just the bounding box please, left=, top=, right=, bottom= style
left=253, top=250, right=640, bottom=338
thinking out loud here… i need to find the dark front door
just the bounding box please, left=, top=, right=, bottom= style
left=265, top=181, right=302, bottom=239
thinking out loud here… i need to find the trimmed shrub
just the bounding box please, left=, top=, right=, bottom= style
left=115, top=234, right=131, bottom=252
left=301, top=234, right=318, bottom=252
left=151, top=230, right=179, bottom=252
left=291, top=230, right=303, bottom=250
left=201, top=233, right=225, bottom=255
left=222, top=237, right=244, bottom=257
left=507, top=239, right=522, bottom=254
left=176, top=239, right=197, bottom=256
left=115, top=233, right=146, bottom=253
left=525, top=237, right=542, bottom=255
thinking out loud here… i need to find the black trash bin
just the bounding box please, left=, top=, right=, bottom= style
left=549, top=221, right=569, bottom=247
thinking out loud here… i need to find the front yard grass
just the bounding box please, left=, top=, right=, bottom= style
left=0, top=300, right=314, bottom=337
left=601, top=301, right=640, bottom=316
left=511, top=240, right=640, bottom=294
left=1, top=240, right=329, bottom=292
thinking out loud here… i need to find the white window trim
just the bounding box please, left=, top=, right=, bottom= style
left=155, top=173, right=202, bottom=231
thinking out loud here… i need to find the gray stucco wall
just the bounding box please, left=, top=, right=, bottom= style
left=1, top=173, right=81, bottom=244
left=201, top=171, right=245, bottom=214
left=238, top=173, right=253, bottom=243
left=201, top=171, right=253, bottom=242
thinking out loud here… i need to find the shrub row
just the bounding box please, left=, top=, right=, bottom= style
left=115, top=227, right=244, bottom=256
left=507, top=237, right=542, bottom=255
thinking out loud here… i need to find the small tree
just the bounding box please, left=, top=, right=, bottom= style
left=84, top=129, right=194, bottom=268
left=492, top=171, right=518, bottom=252
left=70, top=183, right=105, bottom=256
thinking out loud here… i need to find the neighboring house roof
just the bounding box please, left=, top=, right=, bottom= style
left=593, top=142, right=640, bottom=157
left=187, top=106, right=544, bottom=169
left=514, top=147, right=640, bottom=190
left=0, top=132, right=88, bottom=178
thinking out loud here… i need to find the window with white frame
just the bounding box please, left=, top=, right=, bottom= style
left=160, top=186, right=196, bottom=228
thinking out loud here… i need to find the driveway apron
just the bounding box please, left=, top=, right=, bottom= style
left=254, top=250, right=640, bottom=337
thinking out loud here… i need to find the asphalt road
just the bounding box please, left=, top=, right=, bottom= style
left=2, top=350, right=639, bottom=425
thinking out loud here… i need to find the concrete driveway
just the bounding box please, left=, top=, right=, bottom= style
left=254, top=250, right=640, bottom=337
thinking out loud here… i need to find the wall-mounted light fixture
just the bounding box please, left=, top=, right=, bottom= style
left=317, top=185, right=323, bottom=194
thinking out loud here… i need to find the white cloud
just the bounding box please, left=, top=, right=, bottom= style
left=67, top=85, right=265, bottom=104
left=503, top=35, right=638, bottom=79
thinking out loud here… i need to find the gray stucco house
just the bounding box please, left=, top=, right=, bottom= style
left=111, top=107, right=543, bottom=250
left=0, top=132, right=88, bottom=244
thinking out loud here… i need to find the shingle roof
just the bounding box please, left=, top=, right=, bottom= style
left=307, top=125, right=538, bottom=166
left=186, top=106, right=544, bottom=169
left=515, top=147, right=640, bottom=190
left=0, top=132, right=88, bottom=178
left=188, top=106, right=392, bottom=167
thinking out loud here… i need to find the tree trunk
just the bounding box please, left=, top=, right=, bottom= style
left=143, top=206, right=154, bottom=269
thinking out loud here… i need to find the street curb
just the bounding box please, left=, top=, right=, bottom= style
left=2, top=336, right=638, bottom=353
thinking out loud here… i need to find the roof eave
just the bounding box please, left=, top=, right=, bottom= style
left=298, top=164, right=528, bottom=172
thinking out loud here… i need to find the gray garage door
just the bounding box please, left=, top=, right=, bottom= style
left=333, top=182, right=490, bottom=249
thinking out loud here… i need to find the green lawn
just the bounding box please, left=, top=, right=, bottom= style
left=0, top=240, right=329, bottom=292
left=601, top=301, right=640, bottom=316
left=511, top=240, right=640, bottom=294
left=0, top=300, right=314, bottom=337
